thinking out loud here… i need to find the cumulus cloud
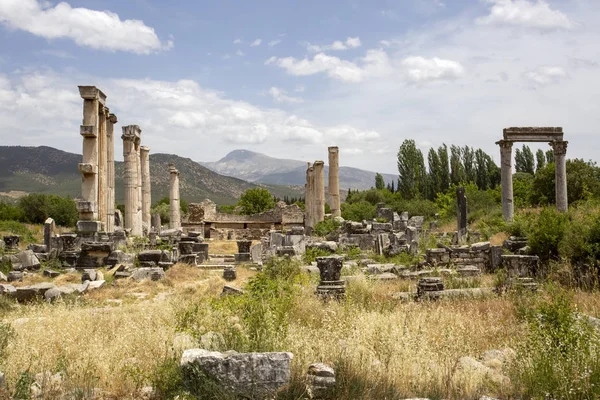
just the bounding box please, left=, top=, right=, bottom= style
left=233, top=38, right=242, bottom=44
left=265, top=49, right=392, bottom=83
left=477, top=0, right=574, bottom=31
left=268, top=39, right=281, bottom=47
left=236, top=49, right=244, bottom=57
left=0, top=69, right=381, bottom=158
left=250, top=39, right=262, bottom=47
left=306, top=37, right=362, bottom=52
left=401, top=56, right=465, bottom=83
left=267, top=87, right=304, bottom=104
left=524, top=66, right=567, bottom=85
left=0, top=0, right=172, bottom=54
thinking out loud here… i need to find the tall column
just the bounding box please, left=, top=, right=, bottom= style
left=328, top=146, right=341, bottom=217
left=551, top=140, right=569, bottom=212
left=140, top=146, right=151, bottom=229
left=97, top=106, right=108, bottom=231
left=498, top=140, right=514, bottom=221
left=77, top=86, right=106, bottom=233
left=106, top=113, right=117, bottom=232
left=122, top=125, right=142, bottom=236
left=169, top=163, right=181, bottom=229
left=305, top=163, right=314, bottom=231
left=135, top=141, right=143, bottom=235
left=314, top=161, right=326, bottom=225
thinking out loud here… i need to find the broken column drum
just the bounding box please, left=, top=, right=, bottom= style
left=316, top=255, right=345, bottom=298
left=223, top=266, right=237, bottom=281
left=169, top=163, right=181, bottom=229
left=122, top=125, right=143, bottom=236
left=328, top=146, right=341, bottom=217
left=140, top=146, right=151, bottom=230
left=457, top=186, right=467, bottom=242
left=417, top=277, right=444, bottom=300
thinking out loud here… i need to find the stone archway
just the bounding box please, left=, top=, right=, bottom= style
left=496, top=127, right=568, bottom=221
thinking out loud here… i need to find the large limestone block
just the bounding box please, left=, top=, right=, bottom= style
left=14, top=250, right=41, bottom=271
left=180, top=349, right=293, bottom=398
left=131, top=267, right=165, bottom=282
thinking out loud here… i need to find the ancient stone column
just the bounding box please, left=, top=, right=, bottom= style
left=169, top=163, right=181, bottom=229
left=106, top=113, right=117, bottom=232
left=122, top=125, right=142, bottom=236
left=328, top=146, right=341, bottom=217
left=97, top=106, right=108, bottom=232
left=77, top=86, right=106, bottom=232
left=140, top=146, right=151, bottom=230
left=135, top=141, right=143, bottom=235
left=552, top=140, right=569, bottom=212
left=305, top=163, right=314, bottom=231
left=457, top=186, right=467, bottom=242
left=498, top=140, right=514, bottom=221
left=314, top=161, right=326, bottom=225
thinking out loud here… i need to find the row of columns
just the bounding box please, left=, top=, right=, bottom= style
left=498, top=139, right=568, bottom=221
left=305, top=146, right=341, bottom=232
left=78, top=86, right=154, bottom=236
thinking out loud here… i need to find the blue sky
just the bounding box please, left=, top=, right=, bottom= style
left=0, top=0, right=599, bottom=174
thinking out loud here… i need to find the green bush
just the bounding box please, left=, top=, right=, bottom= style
left=528, top=207, right=569, bottom=262
left=303, top=247, right=332, bottom=264
left=238, top=188, right=275, bottom=215
left=18, top=193, right=78, bottom=227
left=0, top=220, right=36, bottom=243
left=341, top=201, right=376, bottom=222
left=0, top=201, right=24, bottom=221
left=511, top=286, right=600, bottom=399
left=313, top=217, right=341, bottom=237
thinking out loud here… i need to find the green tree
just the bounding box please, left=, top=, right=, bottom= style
left=450, top=145, right=465, bottom=185
left=238, top=188, right=275, bottom=215
left=437, top=144, right=450, bottom=192
left=397, top=139, right=426, bottom=200
left=17, top=194, right=77, bottom=227
left=536, top=149, right=546, bottom=172
left=462, top=146, right=476, bottom=183
left=428, top=148, right=442, bottom=197
left=375, top=173, right=385, bottom=190
left=474, top=149, right=490, bottom=190
left=530, top=159, right=600, bottom=205
left=546, top=149, right=555, bottom=164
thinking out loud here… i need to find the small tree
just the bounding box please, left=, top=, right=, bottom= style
left=238, top=188, right=275, bottom=215
left=375, top=173, right=385, bottom=190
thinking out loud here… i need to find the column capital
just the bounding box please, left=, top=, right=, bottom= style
left=328, top=146, right=339, bottom=154
left=78, top=86, right=106, bottom=105
left=169, top=163, right=179, bottom=175
left=496, top=140, right=513, bottom=151
left=122, top=125, right=141, bottom=143
left=550, top=140, right=568, bottom=156
left=108, top=113, right=118, bottom=124
left=140, top=146, right=150, bottom=154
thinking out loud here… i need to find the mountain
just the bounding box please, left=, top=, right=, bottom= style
left=202, top=149, right=398, bottom=190
left=0, top=146, right=303, bottom=204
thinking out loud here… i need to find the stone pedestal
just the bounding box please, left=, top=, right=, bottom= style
left=328, top=146, right=341, bottom=217
left=237, top=240, right=252, bottom=254
left=223, top=266, right=237, bottom=281
left=551, top=140, right=568, bottom=212
left=169, top=163, right=181, bottom=229
left=3, top=235, right=20, bottom=252
left=316, top=255, right=345, bottom=298
left=417, top=277, right=444, bottom=300
left=498, top=140, right=514, bottom=221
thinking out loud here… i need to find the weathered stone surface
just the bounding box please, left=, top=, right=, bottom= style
left=503, top=236, right=528, bottom=252
left=3, top=235, right=20, bottom=250
left=43, top=269, right=60, bottom=278
left=502, top=255, right=540, bottom=278
left=14, top=282, right=55, bottom=302
left=131, top=267, right=165, bottom=282
left=138, top=250, right=171, bottom=264
left=0, top=272, right=6, bottom=282
left=371, top=272, right=398, bottom=281
left=88, top=280, right=106, bottom=290
left=223, top=266, right=237, bottom=281
left=408, top=216, right=424, bottom=228
left=82, top=269, right=98, bottom=282
left=306, top=363, right=335, bottom=399
left=14, top=250, right=41, bottom=271
left=27, top=243, right=47, bottom=253
left=471, top=242, right=491, bottom=252
left=371, top=222, right=393, bottom=232
left=106, top=250, right=133, bottom=267
left=307, top=241, right=338, bottom=253
left=366, top=264, right=397, bottom=275
left=237, top=240, right=252, bottom=254
left=302, top=265, right=321, bottom=275
left=0, top=371, right=5, bottom=389
left=457, top=265, right=481, bottom=277
left=0, top=284, right=16, bottom=295
left=44, top=286, right=75, bottom=302
left=221, top=285, right=244, bottom=296
left=234, top=253, right=251, bottom=264
left=7, top=271, right=23, bottom=282
left=417, top=277, right=444, bottom=299
left=180, top=349, right=293, bottom=398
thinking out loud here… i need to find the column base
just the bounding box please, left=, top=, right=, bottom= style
left=76, top=220, right=103, bottom=233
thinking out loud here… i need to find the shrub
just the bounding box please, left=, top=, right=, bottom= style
left=18, top=193, right=77, bottom=227
left=313, top=217, right=341, bottom=237
left=0, top=201, right=24, bottom=221
left=238, top=188, right=275, bottom=215
left=303, top=247, right=332, bottom=264
left=511, top=286, right=600, bottom=399
left=341, top=201, right=376, bottom=222
left=0, top=220, right=36, bottom=243
left=528, top=207, right=569, bottom=262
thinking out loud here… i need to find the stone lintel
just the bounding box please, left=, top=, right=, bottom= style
left=502, top=127, right=563, bottom=142
left=78, top=86, right=99, bottom=100
left=76, top=200, right=97, bottom=213
left=80, top=125, right=98, bottom=138
left=78, top=163, right=97, bottom=175
left=121, top=125, right=142, bottom=142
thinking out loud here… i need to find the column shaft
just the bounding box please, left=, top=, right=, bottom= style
left=170, top=164, right=181, bottom=229
left=305, top=163, right=314, bottom=231
left=106, top=114, right=117, bottom=232
left=97, top=107, right=107, bottom=230
left=314, top=161, right=325, bottom=225
left=140, top=146, right=151, bottom=229
left=498, top=140, right=514, bottom=221
left=552, top=141, right=569, bottom=212
left=78, top=88, right=100, bottom=222
left=328, top=146, right=341, bottom=217
left=122, top=125, right=142, bottom=236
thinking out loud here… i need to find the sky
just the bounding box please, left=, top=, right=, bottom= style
left=0, top=0, right=598, bottom=174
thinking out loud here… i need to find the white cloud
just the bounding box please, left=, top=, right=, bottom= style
left=233, top=38, right=242, bottom=44
left=295, top=84, right=305, bottom=93
left=307, top=37, right=362, bottom=52
left=236, top=50, right=244, bottom=57
left=477, top=0, right=574, bottom=31
left=0, top=0, right=172, bottom=54
left=343, top=148, right=364, bottom=155
left=268, top=39, right=281, bottom=47
left=250, top=39, right=262, bottom=47
left=266, top=49, right=392, bottom=83
left=267, top=87, right=304, bottom=104
left=401, top=56, right=465, bottom=83
left=524, top=66, right=567, bottom=85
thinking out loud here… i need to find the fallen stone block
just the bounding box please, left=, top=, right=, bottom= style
left=15, top=250, right=41, bottom=271
left=180, top=349, right=293, bottom=398
left=81, top=269, right=98, bottom=282
left=14, top=282, right=55, bottom=302
left=43, top=269, right=60, bottom=278
left=88, top=280, right=106, bottom=290
left=306, top=363, right=335, bottom=399
left=131, top=267, right=165, bottom=282
left=0, top=272, right=6, bottom=282
left=0, top=284, right=16, bottom=296
left=366, top=264, right=397, bottom=275
left=7, top=271, right=23, bottom=282
left=470, top=242, right=490, bottom=252
left=44, top=286, right=76, bottom=302
left=221, top=285, right=244, bottom=296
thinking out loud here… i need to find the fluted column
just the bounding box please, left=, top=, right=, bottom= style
left=106, top=113, right=117, bottom=232
left=314, top=161, right=325, bottom=225
left=97, top=106, right=108, bottom=230
left=140, top=146, right=151, bottom=229
left=76, top=86, right=106, bottom=232
left=498, top=140, right=514, bottom=221
left=122, top=125, right=142, bottom=236
left=328, top=146, right=341, bottom=217
left=169, top=163, right=181, bottom=229
left=135, top=141, right=143, bottom=235
left=305, top=163, right=314, bottom=231
left=551, top=140, right=569, bottom=212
